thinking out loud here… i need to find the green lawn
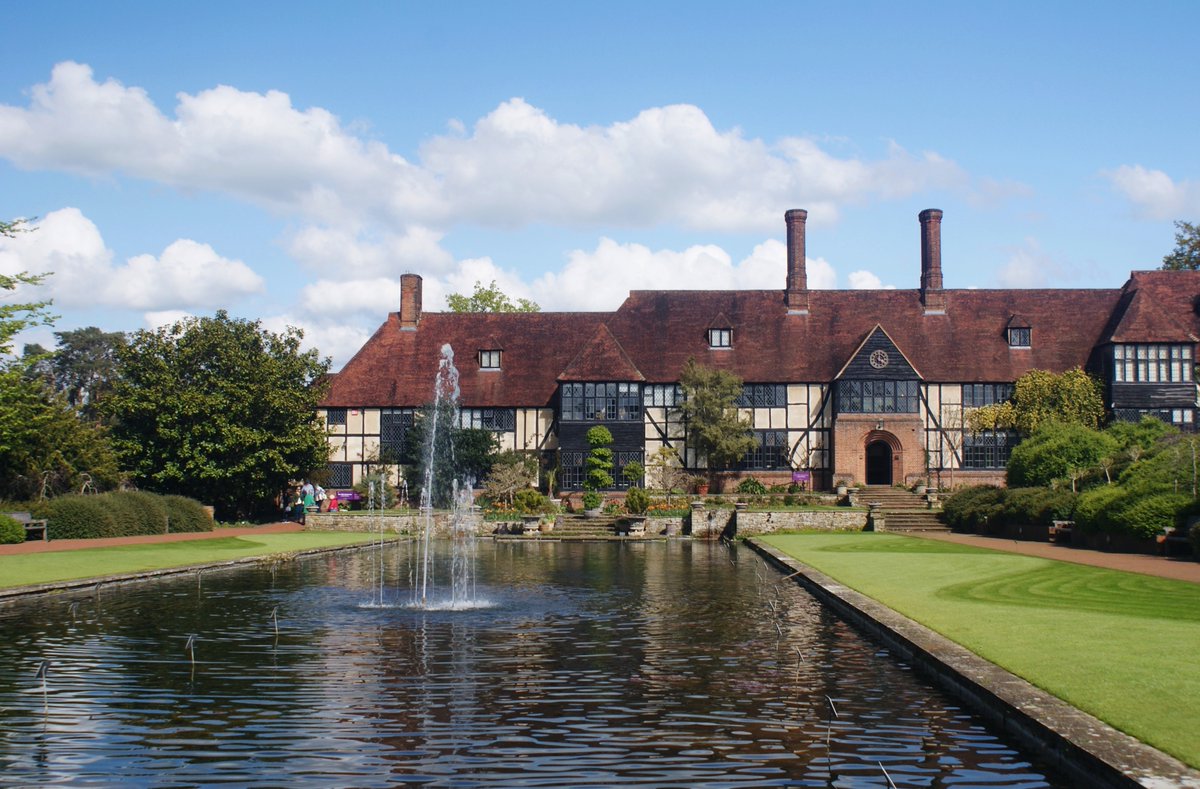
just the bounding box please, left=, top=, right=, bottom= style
left=761, top=532, right=1200, bottom=769
left=0, top=532, right=385, bottom=589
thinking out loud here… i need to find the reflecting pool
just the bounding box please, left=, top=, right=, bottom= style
left=0, top=540, right=1065, bottom=787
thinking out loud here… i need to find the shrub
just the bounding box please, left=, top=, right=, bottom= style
left=999, top=487, right=1077, bottom=527
left=1110, top=493, right=1191, bottom=539
left=119, top=491, right=170, bottom=535
left=736, top=477, right=767, bottom=495
left=1006, top=422, right=1118, bottom=488
left=512, top=487, right=552, bottom=515
left=163, top=495, right=214, bottom=533
left=584, top=427, right=614, bottom=491
left=582, top=491, right=602, bottom=510
left=941, top=485, right=1004, bottom=532
left=46, top=495, right=118, bottom=539
left=1191, top=522, right=1200, bottom=557
left=0, top=514, right=24, bottom=544
left=625, top=486, right=650, bottom=514
left=1074, top=485, right=1125, bottom=533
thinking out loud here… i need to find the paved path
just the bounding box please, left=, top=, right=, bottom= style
left=0, top=522, right=304, bottom=557
left=909, top=530, right=1200, bottom=584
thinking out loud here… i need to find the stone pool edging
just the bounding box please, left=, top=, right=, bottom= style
left=0, top=541, right=393, bottom=601
left=747, top=537, right=1200, bottom=789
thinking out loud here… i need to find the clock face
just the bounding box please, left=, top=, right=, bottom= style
left=869, top=349, right=890, bottom=369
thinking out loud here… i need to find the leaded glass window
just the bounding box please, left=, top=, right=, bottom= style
left=709, top=328, right=731, bottom=348
left=737, top=384, right=787, bottom=407
left=561, top=382, right=641, bottom=421
left=479, top=350, right=501, bottom=369
left=643, top=384, right=682, bottom=407
left=326, top=462, right=353, bottom=488
left=1113, top=344, right=1194, bottom=383
left=1008, top=327, right=1031, bottom=348
left=836, top=380, right=919, bottom=413
left=457, top=408, right=516, bottom=432
left=325, top=407, right=347, bottom=426
left=379, top=408, right=415, bottom=460
left=740, top=430, right=789, bottom=470
left=962, top=430, right=1017, bottom=469
left=962, top=384, right=1013, bottom=408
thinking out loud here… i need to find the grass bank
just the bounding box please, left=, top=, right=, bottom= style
left=761, top=532, right=1200, bottom=769
left=0, top=532, right=384, bottom=589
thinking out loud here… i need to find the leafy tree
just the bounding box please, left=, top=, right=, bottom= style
left=679, top=358, right=755, bottom=470
left=1161, top=220, right=1200, bottom=271
left=48, top=327, right=127, bottom=421
left=446, top=280, right=540, bottom=313
left=967, top=368, right=1105, bottom=434
left=402, top=403, right=499, bottom=508
left=483, top=450, right=537, bottom=506
left=105, top=311, right=331, bottom=520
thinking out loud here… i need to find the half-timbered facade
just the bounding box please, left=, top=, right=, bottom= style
left=320, top=209, right=1200, bottom=492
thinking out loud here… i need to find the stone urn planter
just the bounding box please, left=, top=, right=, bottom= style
left=625, top=516, right=647, bottom=536
left=538, top=519, right=554, bottom=533
left=521, top=515, right=541, bottom=535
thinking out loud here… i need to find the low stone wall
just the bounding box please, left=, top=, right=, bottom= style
left=307, top=512, right=500, bottom=537
left=687, top=507, right=868, bottom=539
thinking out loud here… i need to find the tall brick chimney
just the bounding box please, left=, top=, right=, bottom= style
left=399, top=273, right=422, bottom=330
left=785, top=208, right=809, bottom=313
left=919, top=209, right=946, bottom=313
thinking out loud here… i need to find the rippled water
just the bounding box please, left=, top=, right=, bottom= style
left=0, top=540, right=1065, bottom=787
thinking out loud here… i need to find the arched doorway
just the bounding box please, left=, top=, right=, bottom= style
left=866, top=440, right=893, bottom=485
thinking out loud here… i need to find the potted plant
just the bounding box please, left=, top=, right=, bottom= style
left=692, top=475, right=710, bottom=496
left=582, top=490, right=603, bottom=517
left=836, top=479, right=850, bottom=497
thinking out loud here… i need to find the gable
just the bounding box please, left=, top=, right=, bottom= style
left=836, top=325, right=921, bottom=381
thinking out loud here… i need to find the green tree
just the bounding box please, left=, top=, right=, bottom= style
left=446, top=280, right=540, bottom=312
left=48, top=327, right=127, bottom=421
left=584, top=425, right=615, bottom=490
left=402, top=405, right=499, bottom=508
left=105, top=311, right=331, bottom=520
left=679, top=358, right=755, bottom=470
left=967, top=368, right=1105, bottom=434
left=1161, top=220, right=1200, bottom=271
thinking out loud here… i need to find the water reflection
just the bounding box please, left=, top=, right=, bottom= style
left=0, top=540, right=1064, bottom=787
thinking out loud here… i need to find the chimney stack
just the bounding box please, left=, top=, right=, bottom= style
left=919, top=209, right=946, bottom=313
left=785, top=208, right=809, bottom=313
left=399, top=273, right=423, bottom=330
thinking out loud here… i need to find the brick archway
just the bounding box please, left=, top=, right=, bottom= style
left=864, top=430, right=902, bottom=485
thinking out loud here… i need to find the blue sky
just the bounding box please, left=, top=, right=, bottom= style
left=1, top=2, right=1198, bottom=368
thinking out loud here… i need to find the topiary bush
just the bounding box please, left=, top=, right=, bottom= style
left=512, top=487, right=552, bottom=515
left=0, top=514, right=24, bottom=544
left=46, top=495, right=119, bottom=539
left=163, top=495, right=214, bottom=533
left=115, top=491, right=169, bottom=535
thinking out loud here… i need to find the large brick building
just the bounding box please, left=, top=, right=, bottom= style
left=318, top=209, right=1200, bottom=492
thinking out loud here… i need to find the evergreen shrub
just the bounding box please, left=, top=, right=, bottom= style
left=1111, top=493, right=1191, bottom=539
left=941, top=485, right=1004, bottom=532
left=999, top=487, right=1077, bottom=526
left=47, top=495, right=118, bottom=539
left=736, top=477, right=767, bottom=495
left=0, top=514, right=24, bottom=544
left=1074, top=485, right=1125, bottom=533
left=625, top=486, right=650, bottom=514
left=163, top=495, right=214, bottom=533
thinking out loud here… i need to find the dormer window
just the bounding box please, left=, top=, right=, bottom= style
left=709, top=328, right=732, bottom=349
left=1008, top=327, right=1031, bottom=348
left=479, top=350, right=501, bottom=369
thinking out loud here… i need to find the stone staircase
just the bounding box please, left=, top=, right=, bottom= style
left=495, top=514, right=645, bottom=540
left=859, top=485, right=949, bottom=533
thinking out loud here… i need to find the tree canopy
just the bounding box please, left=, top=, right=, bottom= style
left=1161, top=220, right=1200, bottom=271
left=967, top=368, right=1105, bottom=434
left=105, top=311, right=331, bottom=519
left=446, top=280, right=540, bottom=313
left=679, top=358, right=755, bottom=470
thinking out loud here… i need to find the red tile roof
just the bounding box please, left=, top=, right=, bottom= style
left=322, top=272, right=1200, bottom=408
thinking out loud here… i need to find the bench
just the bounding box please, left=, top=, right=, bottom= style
left=4, top=511, right=49, bottom=542
left=1049, top=520, right=1074, bottom=545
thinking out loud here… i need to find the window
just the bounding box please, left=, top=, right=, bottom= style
left=615, top=450, right=645, bottom=489
left=559, top=449, right=645, bottom=490
left=738, top=384, right=787, bottom=407
left=479, top=350, right=501, bottom=369
left=1008, top=327, right=1031, bottom=348
left=962, top=383, right=1013, bottom=408
left=962, top=430, right=1017, bottom=469
left=379, top=408, right=415, bottom=461
left=1114, top=407, right=1196, bottom=428
left=561, top=382, right=641, bottom=421
left=708, top=328, right=732, bottom=348
left=1113, top=344, right=1194, bottom=383
left=325, top=407, right=347, bottom=426
left=326, top=462, right=353, bottom=488
left=643, top=384, right=682, bottom=407
left=457, top=408, right=516, bottom=432
left=836, top=380, right=919, bottom=413
left=740, top=430, right=789, bottom=470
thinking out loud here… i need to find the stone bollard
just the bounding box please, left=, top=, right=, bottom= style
left=868, top=502, right=885, bottom=532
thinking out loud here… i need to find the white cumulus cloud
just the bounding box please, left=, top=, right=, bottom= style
left=1106, top=165, right=1200, bottom=220
left=0, top=207, right=264, bottom=309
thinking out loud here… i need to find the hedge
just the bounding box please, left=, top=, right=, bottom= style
left=0, top=514, right=24, bottom=544
left=44, top=492, right=211, bottom=539
left=941, top=485, right=1004, bottom=532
